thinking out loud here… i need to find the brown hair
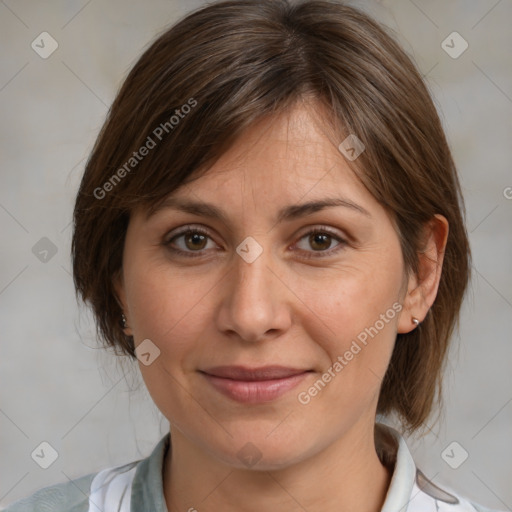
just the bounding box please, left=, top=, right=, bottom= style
left=72, top=0, right=471, bottom=436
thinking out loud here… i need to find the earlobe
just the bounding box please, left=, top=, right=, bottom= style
left=397, top=214, right=449, bottom=334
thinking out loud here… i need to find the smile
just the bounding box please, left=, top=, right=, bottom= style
left=199, top=366, right=313, bottom=404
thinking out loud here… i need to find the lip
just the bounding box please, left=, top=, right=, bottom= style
left=199, top=366, right=312, bottom=403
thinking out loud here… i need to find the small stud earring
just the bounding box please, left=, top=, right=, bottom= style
left=412, top=317, right=420, bottom=327
left=121, top=313, right=127, bottom=328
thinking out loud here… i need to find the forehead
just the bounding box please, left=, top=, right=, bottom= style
left=164, top=103, right=366, bottom=202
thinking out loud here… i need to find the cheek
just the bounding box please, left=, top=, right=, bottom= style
left=125, top=266, right=211, bottom=422
left=295, top=288, right=400, bottom=424
left=124, top=262, right=220, bottom=398
left=125, top=258, right=204, bottom=339
left=296, top=252, right=403, bottom=388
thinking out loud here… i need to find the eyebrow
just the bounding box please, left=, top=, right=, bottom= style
left=148, top=196, right=371, bottom=224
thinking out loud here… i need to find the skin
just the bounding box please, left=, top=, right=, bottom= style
left=115, top=99, right=448, bottom=512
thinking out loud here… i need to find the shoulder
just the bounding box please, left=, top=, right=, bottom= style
left=452, top=492, right=507, bottom=512
left=376, top=422, right=505, bottom=512
left=470, top=504, right=507, bottom=512
left=410, top=471, right=507, bottom=512
left=2, top=434, right=169, bottom=512
left=1, top=472, right=96, bottom=512
left=2, top=460, right=141, bottom=512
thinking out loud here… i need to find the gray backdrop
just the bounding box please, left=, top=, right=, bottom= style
left=1, top=0, right=511, bottom=509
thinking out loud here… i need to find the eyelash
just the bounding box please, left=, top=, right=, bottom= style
left=164, top=225, right=348, bottom=260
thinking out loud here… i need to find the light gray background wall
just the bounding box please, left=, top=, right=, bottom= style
left=1, top=0, right=511, bottom=510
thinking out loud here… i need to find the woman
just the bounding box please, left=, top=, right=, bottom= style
left=4, top=0, right=504, bottom=511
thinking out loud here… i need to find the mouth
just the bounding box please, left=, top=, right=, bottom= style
left=199, top=365, right=313, bottom=403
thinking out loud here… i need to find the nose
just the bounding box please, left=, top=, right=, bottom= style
left=215, top=240, right=292, bottom=343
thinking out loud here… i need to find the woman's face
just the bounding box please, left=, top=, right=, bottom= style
left=116, top=102, right=413, bottom=469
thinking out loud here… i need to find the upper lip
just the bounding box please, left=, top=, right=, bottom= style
left=201, top=365, right=311, bottom=381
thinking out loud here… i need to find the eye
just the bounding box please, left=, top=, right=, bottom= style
left=164, top=226, right=219, bottom=257
left=293, top=227, right=347, bottom=259
left=164, top=225, right=348, bottom=260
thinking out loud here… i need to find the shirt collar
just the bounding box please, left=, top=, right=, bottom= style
left=130, top=432, right=170, bottom=512
left=375, top=421, right=418, bottom=512
left=129, top=421, right=435, bottom=512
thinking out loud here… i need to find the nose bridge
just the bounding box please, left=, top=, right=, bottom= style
left=216, top=235, right=290, bottom=341
left=232, top=235, right=274, bottom=308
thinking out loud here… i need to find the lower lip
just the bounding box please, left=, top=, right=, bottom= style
left=201, top=372, right=311, bottom=404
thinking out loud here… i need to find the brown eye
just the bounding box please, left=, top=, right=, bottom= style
left=184, top=232, right=208, bottom=251
left=294, top=227, right=347, bottom=259
left=309, top=232, right=333, bottom=251
left=165, top=227, right=218, bottom=257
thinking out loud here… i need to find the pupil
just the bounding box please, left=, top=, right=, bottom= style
left=311, top=233, right=330, bottom=250
left=187, top=233, right=206, bottom=250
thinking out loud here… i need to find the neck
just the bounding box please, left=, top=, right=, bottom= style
left=163, top=419, right=393, bottom=512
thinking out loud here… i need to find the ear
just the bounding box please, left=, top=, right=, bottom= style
left=113, top=269, right=133, bottom=337
left=397, top=214, right=449, bottom=334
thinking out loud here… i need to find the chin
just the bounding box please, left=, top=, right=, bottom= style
left=210, top=428, right=311, bottom=472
